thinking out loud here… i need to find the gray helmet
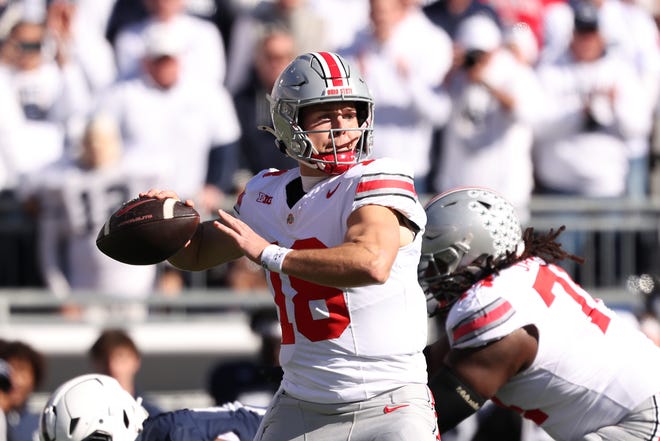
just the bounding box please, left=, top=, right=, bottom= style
left=419, top=187, right=524, bottom=312
left=263, top=52, right=374, bottom=175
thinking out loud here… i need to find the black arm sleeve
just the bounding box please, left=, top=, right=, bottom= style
left=429, top=365, right=487, bottom=433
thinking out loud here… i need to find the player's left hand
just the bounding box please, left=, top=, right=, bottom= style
left=213, top=209, right=271, bottom=264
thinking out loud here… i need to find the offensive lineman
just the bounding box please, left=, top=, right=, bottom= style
left=421, top=187, right=660, bottom=440
left=141, top=52, right=438, bottom=440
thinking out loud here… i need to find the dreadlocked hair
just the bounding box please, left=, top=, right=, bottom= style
left=518, top=225, right=584, bottom=265
left=437, top=253, right=508, bottom=296
left=439, top=225, right=584, bottom=294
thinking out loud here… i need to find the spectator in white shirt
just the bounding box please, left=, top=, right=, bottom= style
left=45, top=0, right=117, bottom=96
left=0, top=64, right=25, bottom=192
left=1, top=18, right=92, bottom=181
left=534, top=2, right=650, bottom=198
left=97, top=22, right=241, bottom=214
left=339, top=0, right=453, bottom=194
left=436, top=14, right=544, bottom=222
left=113, top=0, right=226, bottom=86
left=541, top=0, right=660, bottom=197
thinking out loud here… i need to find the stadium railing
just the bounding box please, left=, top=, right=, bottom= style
left=528, top=195, right=660, bottom=288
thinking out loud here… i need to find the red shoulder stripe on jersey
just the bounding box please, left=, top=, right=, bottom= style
left=357, top=178, right=414, bottom=194
left=355, top=173, right=417, bottom=202
left=452, top=298, right=514, bottom=345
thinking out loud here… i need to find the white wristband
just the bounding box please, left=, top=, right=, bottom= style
left=260, top=245, right=292, bottom=273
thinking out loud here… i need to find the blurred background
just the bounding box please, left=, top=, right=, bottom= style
left=1, top=0, right=660, bottom=440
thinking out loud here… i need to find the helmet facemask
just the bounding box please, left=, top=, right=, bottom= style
left=419, top=242, right=488, bottom=313
left=294, top=116, right=372, bottom=175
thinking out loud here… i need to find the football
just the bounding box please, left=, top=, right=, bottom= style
left=96, top=197, right=200, bottom=265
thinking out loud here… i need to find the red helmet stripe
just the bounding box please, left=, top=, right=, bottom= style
left=316, top=52, right=346, bottom=87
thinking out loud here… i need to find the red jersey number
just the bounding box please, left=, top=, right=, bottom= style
left=271, top=238, right=350, bottom=344
left=532, top=265, right=610, bottom=333
left=493, top=263, right=611, bottom=423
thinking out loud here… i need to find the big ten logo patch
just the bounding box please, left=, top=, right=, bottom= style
left=257, top=192, right=273, bottom=205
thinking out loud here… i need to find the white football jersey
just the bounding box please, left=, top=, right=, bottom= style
left=446, top=257, right=660, bottom=440
left=235, top=158, right=428, bottom=404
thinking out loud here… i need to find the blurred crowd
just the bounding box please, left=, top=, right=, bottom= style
left=1, top=0, right=660, bottom=308
left=0, top=311, right=284, bottom=441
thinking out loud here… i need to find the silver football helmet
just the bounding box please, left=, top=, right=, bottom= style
left=419, top=187, right=524, bottom=312
left=263, top=51, right=374, bottom=175
left=40, top=374, right=148, bottom=441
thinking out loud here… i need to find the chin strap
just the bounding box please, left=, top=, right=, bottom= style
left=257, top=125, right=357, bottom=175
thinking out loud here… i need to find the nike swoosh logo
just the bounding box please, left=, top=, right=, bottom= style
left=326, top=183, right=340, bottom=199
left=115, top=198, right=152, bottom=216
left=383, top=404, right=410, bottom=414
